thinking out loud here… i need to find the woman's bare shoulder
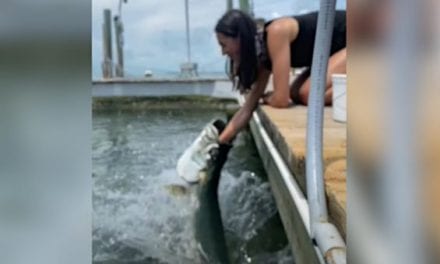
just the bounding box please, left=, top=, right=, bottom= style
left=266, top=17, right=299, bottom=41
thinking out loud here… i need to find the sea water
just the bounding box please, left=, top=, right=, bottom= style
left=93, top=108, right=293, bottom=263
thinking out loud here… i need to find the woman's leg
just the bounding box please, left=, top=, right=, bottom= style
left=290, top=68, right=311, bottom=104
left=294, top=48, right=346, bottom=105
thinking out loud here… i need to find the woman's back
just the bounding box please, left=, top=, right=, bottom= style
left=259, top=10, right=346, bottom=69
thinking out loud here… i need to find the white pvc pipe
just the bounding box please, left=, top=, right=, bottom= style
left=307, top=0, right=335, bottom=229
left=306, top=0, right=346, bottom=262
left=315, top=223, right=346, bottom=262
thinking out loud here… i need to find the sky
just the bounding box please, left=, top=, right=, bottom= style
left=92, top=0, right=346, bottom=79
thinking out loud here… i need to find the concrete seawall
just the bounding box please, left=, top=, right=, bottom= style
left=92, top=78, right=236, bottom=99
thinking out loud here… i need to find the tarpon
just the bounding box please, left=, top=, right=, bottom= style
left=167, top=120, right=232, bottom=263
left=193, top=141, right=231, bottom=264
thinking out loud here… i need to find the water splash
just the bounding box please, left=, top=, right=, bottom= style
left=93, top=109, right=291, bottom=263
left=219, top=171, right=277, bottom=240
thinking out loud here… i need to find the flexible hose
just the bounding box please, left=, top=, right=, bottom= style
left=306, top=0, right=346, bottom=262
left=306, top=0, right=336, bottom=232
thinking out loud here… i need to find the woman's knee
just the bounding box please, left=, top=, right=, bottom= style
left=298, top=81, right=311, bottom=105
left=295, top=49, right=346, bottom=105
left=290, top=68, right=310, bottom=103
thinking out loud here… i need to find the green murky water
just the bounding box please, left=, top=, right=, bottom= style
left=93, top=108, right=293, bottom=263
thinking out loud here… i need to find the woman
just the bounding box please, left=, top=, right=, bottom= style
left=215, top=9, right=346, bottom=144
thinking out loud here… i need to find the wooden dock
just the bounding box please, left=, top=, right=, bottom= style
left=249, top=104, right=346, bottom=263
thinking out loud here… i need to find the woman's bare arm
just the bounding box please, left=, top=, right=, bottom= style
left=265, top=19, right=296, bottom=108
left=218, top=66, right=270, bottom=144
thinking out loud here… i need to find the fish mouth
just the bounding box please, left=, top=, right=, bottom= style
left=212, top=119, right=226, bottom=134
left=176, top=119, right=228, bottom=184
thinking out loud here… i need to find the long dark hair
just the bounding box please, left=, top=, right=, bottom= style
left=215, top=9, right=257, bottom=93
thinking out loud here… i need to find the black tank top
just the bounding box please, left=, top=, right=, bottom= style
left=257, top=10, right=346, bottom=70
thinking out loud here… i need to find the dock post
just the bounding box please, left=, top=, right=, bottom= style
left=114, top=15, right=124, bottom=78
left=227, top=0, right=233, bottom=11
left=180, top=0, right=198, bottom=78
left=102, top=9, right=113, bottom=79
left=114, top=0, right=127, bottom=78
left=239, top=0, right=253, bottom=17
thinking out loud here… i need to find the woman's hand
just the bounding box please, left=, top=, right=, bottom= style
left=262, top=91, right=293, bottom=108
